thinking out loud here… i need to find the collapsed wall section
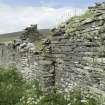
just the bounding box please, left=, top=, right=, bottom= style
left=0, top=40, right=39, bottom=79
left=0, top=39, right=56, bottom=93
left=0, top=24, right=56, bottom=94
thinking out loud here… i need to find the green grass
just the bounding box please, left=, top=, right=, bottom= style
left=0, top=67, right=103, bottom=105
left=0, top=36, right=19, bottom=42
left=64, top=9, right=97, bottom=34
left=0, top=29, right=52, bottom=42
left=0, top=31, right=21, bottom=42
left=0, top=67, right=25, bottom=105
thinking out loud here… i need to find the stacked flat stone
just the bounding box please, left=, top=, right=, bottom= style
left=50, top=2, right=105, bottom=95
left=1, top=2, right=105, bottom=95
left=38, top=39, right=55, bottom=93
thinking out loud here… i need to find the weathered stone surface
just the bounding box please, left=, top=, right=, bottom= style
left=50, top=2, right=105, bottom=95
left=1, top=2, right=105, bottom=95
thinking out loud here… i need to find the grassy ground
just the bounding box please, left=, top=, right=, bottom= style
left=0, top=32, right=21, bottom=42
left=0, top=29, right=52, bottom=42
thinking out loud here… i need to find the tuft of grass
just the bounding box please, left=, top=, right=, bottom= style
left=63, top=9, right=97, bottom=36
left=0, top=67, right=25, bottom=105
left=79, top=10, right=95, bottom=19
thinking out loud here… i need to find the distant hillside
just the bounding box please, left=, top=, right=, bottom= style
left=0, top=29, right=52, bottom=42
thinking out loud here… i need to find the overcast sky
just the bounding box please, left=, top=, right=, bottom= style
left=0, top=0, right=105, bottom=34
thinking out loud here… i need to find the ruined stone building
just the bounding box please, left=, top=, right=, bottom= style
left=1, top=2, right=105, bottom=95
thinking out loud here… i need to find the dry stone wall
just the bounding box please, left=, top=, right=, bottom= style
left=0, top=40, right=39, bottom=80
left=0, top=38, right=55, bottom=93
left=51, top=2, right=105, bottom=94
left=1, top=2, right=105, bottom=94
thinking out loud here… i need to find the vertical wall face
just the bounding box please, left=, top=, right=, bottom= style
left=52, top=33, right=104, bottom=92
left=0, top=41, right=40, bottom=80
left=51, top=4, right=105, bottom=93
